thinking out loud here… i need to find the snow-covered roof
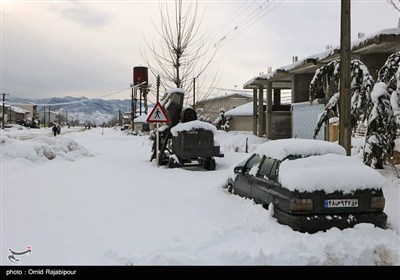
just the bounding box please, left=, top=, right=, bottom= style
left=352, top=28, right=400, bottom=49
left=134, top=114, right=149, bottom=123
left=279, top=153, right=384, bottom=193
left=244, top=27, right=400, bottom=88
left=254, top=138, right=346, bottom=160
left=198, top=92, right=253, bottom=103
left=225, top=101, right=255, bottom=117
left=243, top=71, right=277, bottom=88
left=0, top=102, right=30, bottom=114
left=171, top=120, right=217, bottom=136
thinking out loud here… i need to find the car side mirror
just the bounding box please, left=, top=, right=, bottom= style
left=234, top=166, right=244, bottom=174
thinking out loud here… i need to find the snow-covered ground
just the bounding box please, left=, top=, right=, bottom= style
left=1, top=127, right=399, bottom=265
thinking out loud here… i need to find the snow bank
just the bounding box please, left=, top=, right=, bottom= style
left=255, top=138, right=346, bottom=160
left=214, top=131, right=266, bottom=153
left=171, top=120, right=217, bottom=136
left=1, top=135, right=90, bottom=162
left=279, top=154, right=385, bottom=193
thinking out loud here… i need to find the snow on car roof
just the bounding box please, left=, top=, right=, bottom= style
left=171, top=120, right=217, bottom=136
left=279, top=153, right=384, bottom=193
left=254, top=138, right=346, bottom=160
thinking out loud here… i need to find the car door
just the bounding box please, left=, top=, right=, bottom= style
left=251, top=158, right=279, bottom=206
left=234, top=154, right=262, bottom=198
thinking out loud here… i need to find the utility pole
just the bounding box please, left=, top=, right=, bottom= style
left=48, top=107, right=51, bottom=126
left=131, top=85, right=135, bottom=130
left=139, top=88, right=142, bottom=116
left=156, top=75, right=160, bottom=102
left=43, top=106, right=46, bottom=127
left=339, top=0, right=351, bottom=156
left=193, top=78, right=196, bottom=110
left=2, top=93, right=9, bottom=129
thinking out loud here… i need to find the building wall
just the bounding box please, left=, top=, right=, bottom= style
left=18, top=104, right=37, bottom=119
left=228, top=116, right=253, bottom=131
left=356, top=53, right=391, bottom=80
left=197, top=95, right=253, bottom=122
left=266, top=111, right=292, bottom=140
left=291, top=73, right=315, bottom=103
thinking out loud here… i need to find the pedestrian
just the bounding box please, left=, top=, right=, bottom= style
left=52, top=124, right=58, bottom=136
left=57, top=124, right=61, bottom=135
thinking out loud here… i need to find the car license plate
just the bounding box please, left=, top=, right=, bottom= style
left=324, top=199, right=358, bottom=208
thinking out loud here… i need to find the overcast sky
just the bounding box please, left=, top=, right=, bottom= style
left=1, top=0, right=399, bottom=102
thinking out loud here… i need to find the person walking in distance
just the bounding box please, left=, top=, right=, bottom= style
left=52, top=124, right=58, bottom=137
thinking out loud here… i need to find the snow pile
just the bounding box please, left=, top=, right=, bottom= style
left=1, top=135, right=90, bottom=162
left=255, top=138, right=346, bottom=160
left=171, top=120, right=217, bottom=136
left=279, top=154, right=385, bottom=193
left=215, top=131, right=266, bottom=153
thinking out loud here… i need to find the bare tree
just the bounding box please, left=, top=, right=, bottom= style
left=142, top=0, right=219, bottom=106
left=387, top=0, right=400, bottom=12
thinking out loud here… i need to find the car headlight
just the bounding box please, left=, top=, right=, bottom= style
left=289, top=198, right=313, bottom=212
left=370, top=197, right=385, bottom=210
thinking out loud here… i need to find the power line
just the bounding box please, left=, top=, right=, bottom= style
left=210, top=0, right=257, bottom=39
left=221, top=0, right=284, bottom=48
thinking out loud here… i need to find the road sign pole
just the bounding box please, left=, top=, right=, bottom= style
left=156, top=123, right=159, bottom=167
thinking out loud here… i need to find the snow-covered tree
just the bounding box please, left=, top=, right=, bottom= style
left=378, top=52, right=400, bottom=93
left=363, top=52, right=399, bottom=168
left=309, top=59, right=374, bottom=138
left=213, top=109, right=230, bottom=131
left=393, top=67, right=400, bottom=124
left=379, top=52, right=400, bottom=126
left=363, top=82, right=397, bottom=169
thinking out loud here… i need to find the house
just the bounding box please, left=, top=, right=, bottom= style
left=133, top=113, right=155, bottom=132
left=195, top=93, right=253, bottom=122
left=244, top=27, right=400, bottom=140
left=0, top=103, right=30, bottom=125
left=18, top=103, right=38, bottom=121
left=225, top=101, right=266, bottom=132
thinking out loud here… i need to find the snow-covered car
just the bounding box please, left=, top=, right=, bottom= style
left=225, top=138, right=387, bottom=233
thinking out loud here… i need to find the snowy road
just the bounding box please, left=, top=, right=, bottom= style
left=1, top=128, right=399, bottom=265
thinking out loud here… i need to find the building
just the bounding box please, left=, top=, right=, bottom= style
left=18, top=103, right=38, bottom=121
left=244, top=27, right=400, bottom=140
left=225, top=101, right=264, bottom=132
left=0, top=103, right=30, bottom=125
left=195, top=93, right=253, bottom=122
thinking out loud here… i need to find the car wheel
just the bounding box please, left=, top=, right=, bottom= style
left=227, top=183, right=235, bottom=194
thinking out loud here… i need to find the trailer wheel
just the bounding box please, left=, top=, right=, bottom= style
left=167, top=157, right=179, bottom=168
left=204, top=157, right=216, bottom=171
left=209, top=158, right=216, bottom=170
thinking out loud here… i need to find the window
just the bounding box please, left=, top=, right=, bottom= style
left=258, top=158, right=277, bottom=180
left=244, top=154, right=262, bottom=175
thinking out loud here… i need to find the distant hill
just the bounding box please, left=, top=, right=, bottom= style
left=9, top=96, right=148, bottom=125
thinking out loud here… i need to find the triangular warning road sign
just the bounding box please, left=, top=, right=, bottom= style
left=146, top=102, right=170, bottom=123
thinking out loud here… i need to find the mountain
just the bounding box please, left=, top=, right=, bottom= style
left=10, top=96, right=138, bottom=125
